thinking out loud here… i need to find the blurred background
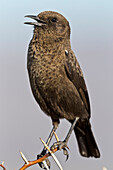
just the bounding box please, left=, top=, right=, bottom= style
left=0, top=0, right=113, bottom=169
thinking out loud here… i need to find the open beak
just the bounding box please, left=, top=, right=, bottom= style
left=24, top=15, right=46, bottom=26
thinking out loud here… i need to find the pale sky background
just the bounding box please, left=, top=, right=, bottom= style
left=0, top=0, right=113, bottom=170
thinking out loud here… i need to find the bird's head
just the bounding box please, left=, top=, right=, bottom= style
left=24, top=11, right=70, bottom=40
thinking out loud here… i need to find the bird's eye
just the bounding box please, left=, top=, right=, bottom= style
left=51, top=17, right=57, bottom=22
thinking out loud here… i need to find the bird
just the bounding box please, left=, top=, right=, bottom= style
left=24, top=11, right=100, bottom=159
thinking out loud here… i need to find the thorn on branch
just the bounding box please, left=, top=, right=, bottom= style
left=0, top=161, right=6, bottom=170
left=103, top=167, right=107, bottom=170
left=42, top=160, right=50, bottom=170
left=40, top=138, right=63, bottom=170
left=20, top=152, right=29, bottom=165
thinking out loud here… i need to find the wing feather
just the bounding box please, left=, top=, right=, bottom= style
left=64, top=50, right=91, bottom=116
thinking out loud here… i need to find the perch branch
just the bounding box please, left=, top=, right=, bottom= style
left=19, top=131, right=63, bottom=170
left=19, top=147, right=58, bottom=170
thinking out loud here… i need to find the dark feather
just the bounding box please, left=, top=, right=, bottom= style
left=74, top=119, right=100, bottom=157
left=65, top=50, right=100, bottom=157
left=64, top=50, right=91, bottom=116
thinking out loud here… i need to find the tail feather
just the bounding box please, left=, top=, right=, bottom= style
left=74, top=119, right=100, bottom=158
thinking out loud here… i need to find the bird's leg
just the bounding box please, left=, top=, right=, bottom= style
left=37, top=121, right=59, bottom=169
left=41, top=124, right=58, bottom=155
left=64, top=117, right=79, bottom=144
left=51, top=117, right=79, bottom=160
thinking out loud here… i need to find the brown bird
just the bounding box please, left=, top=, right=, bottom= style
left=25, top=11, right=100, bottom=159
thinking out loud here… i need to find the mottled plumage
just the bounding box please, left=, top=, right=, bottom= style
left=25, top=11, right=100, bottom=158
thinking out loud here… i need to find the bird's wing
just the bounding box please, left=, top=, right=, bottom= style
left=64, top=50, right=91, bottom=116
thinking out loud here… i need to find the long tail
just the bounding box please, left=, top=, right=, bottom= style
left=74, top=119, right=100, bottom=158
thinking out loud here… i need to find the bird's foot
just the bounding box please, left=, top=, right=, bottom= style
left=51, top=141, right=69, bottom=161
left=37, top=151, right=51, bottom=169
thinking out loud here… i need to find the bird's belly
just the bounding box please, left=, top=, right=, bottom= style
left=28, top=63, right=88, bottom=120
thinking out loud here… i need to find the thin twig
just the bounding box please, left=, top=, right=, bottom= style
left=40, top=138, right=63, bottom=170
left=43, top=160, right=50, bottom=170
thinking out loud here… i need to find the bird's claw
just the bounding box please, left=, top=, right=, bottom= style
left=51, top=141, right=69, bottom=161
left=63, top=147, right=69, bottom=161
left=51, top=141, right=68, bottom=150
left=37, top=153, right=51, bottom=169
